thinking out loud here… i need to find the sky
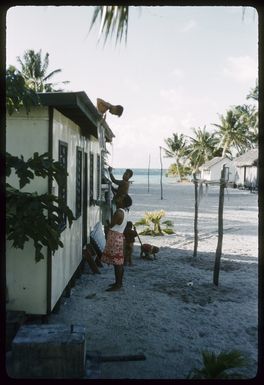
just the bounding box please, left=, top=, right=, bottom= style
left=6, top=5, right=258, bottom=169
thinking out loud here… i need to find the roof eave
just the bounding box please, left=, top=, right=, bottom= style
left=38, top=92, right=100, bottom=138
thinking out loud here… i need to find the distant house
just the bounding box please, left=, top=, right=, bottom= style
left=198, top=156, right=236, bottom=183
left=234, top=148, right=258, bottom=189
left=6, top=91, right=114, bottom=315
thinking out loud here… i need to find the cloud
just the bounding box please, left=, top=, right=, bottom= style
left=181, top=19, right=197, bottom=33
left=222, top=56, right=258, bottom=83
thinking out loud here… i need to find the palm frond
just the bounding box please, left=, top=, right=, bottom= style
left=90, top=6, right=129, bottom=45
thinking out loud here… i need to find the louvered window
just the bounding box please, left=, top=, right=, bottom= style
left=58, top=140, right=68, bottom=231
left=90, top=153, right=94, bottom=204
left=76, top=147, right=82, bottom=218
left=96, top=154, right=101, bottom=200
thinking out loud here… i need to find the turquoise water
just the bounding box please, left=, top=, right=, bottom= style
left=110, top=168, right=180, bottom=185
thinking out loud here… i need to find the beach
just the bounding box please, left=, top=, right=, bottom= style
left=48, top=182, right=258, bottom=379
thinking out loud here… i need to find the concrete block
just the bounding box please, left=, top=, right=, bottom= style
left=6, top=311, right=26, bottom=352
left=11, top=324, right=86, bottom=378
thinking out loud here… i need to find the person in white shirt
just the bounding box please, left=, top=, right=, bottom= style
left=101, top=194, right=133, bottom=291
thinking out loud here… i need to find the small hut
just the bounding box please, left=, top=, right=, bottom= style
left=234, top=148, right=258, bottom=190
left=199, top=157, right=236, bottom=183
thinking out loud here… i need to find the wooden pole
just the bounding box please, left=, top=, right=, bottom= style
left=193, top=172, right=198, bottom=258
left=147, top=154, right=150, bottom=193
left=160, top=146, right=163, bottom=200
left=213, top=165, right=226, bottom=286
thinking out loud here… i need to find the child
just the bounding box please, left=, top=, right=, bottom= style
left=123, top=221, right=137, bottom=266
left=108, top=166, right=133, bottom=199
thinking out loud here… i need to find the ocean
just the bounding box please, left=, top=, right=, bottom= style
left=111, top=168, right=180, bottom=185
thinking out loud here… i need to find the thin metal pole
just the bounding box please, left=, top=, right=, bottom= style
left=160, top=146, right=163, bottom=200
left=147, top=154, right=150, bottom=193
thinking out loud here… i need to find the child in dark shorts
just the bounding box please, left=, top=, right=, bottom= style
left=123, top=221, right=137, bottom=266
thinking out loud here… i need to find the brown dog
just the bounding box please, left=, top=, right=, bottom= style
left=140, top=244, right=160, bottom=260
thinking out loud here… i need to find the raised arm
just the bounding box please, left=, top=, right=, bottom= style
left=108, top=167, right=122, bottom=186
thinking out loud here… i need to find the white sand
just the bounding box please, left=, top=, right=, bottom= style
left=49, top=182, right=258, bottom=379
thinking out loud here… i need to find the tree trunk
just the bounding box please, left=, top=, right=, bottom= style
left=213, top=166, right=226, bottom=286
left=176, top=158, right=181, bottom=182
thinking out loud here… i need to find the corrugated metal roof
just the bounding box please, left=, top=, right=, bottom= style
left=234, top=148, right=258, bottom=167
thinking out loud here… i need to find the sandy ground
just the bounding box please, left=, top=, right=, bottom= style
left=48, top=182, right=259, bottom=379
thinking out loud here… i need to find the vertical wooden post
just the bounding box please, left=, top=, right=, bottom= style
left=213, top=165, right=226, bottom=286
left=193, top=173, right=198, bottom=258
left=160, top=146, right=163, bottom=200
left=147, top=154, right=150, bottom=193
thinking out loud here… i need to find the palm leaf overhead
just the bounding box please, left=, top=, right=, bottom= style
left=90, top=6, right=129, bottom=45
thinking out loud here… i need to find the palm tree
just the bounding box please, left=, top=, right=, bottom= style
left=212, top=108, right=252, bottom=157
left=163, top=133, right=188, bottom=181
left=6, top=65, right=39, bottom=115
left=89, top=6, right=130, bottom=45
left=247, top=82, right=258, bottom=101
left=246, top=82, right=258, bottom=144
left=16, top=49, right=69, bottom=92
left=186, top=126, right=219, bottom=172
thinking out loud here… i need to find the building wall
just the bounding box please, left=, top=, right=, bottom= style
left=201, top=158, right=236, bottom=182
left=235, top=166, right=258, bottom=187
left=89, top=136, right=102, bottom=232
left=50, top=109, right=85, bottom=310
left=6, top=107, right=49, bottom=314
left=6, top=104, right=106, bottom=314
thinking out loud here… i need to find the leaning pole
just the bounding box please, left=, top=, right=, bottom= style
left=213, top=165, right=227, bottom=286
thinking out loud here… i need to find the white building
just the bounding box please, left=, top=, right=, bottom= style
left=234, top=148, right=258, bottom=189
left=199, top=156, right=236, bottom=183
left=6, top=91, right=114, bottom=315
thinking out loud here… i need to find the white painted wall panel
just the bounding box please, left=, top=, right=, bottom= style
left=50, top=109, right=84, bottom=309
left=6, top=107, right=49, bottom=314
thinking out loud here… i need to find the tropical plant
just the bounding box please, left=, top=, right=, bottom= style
left=166, top=163, right=192, bottom=179
left=186, top=126, right=219, bottom=171
left=163, top=133, right=188, bottom=181
left=6, top=152, right=75, bottom=262
left=135, top=210, right=174, bottom=236
left=6, top=65, right=39, bottom=115
left=16, top=49, right=69, bottom=92
left=89, top=6, right=130, bottom=45
left=247, top=82, right=258, bottom=101
left=187, top=350, right=249, bottom=379
left=212, top=107, right=253, bottom=157
left=232, top=104, right=258, bottom=148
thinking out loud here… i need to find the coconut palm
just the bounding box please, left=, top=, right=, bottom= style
left=163, top=133, right=188, bottom=181
left=186, top=126, right=219, bottom=172
left=212, top=108, right=252, bottom=157
left=233, top=104, right=258, bottom=147
left=16, top=49, right=69, bottom=92
left=247, top=82, right=258, bottom=101
left=6, top=65, right=39, bottom=115
left=89, top=6, right=130, bottom=45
